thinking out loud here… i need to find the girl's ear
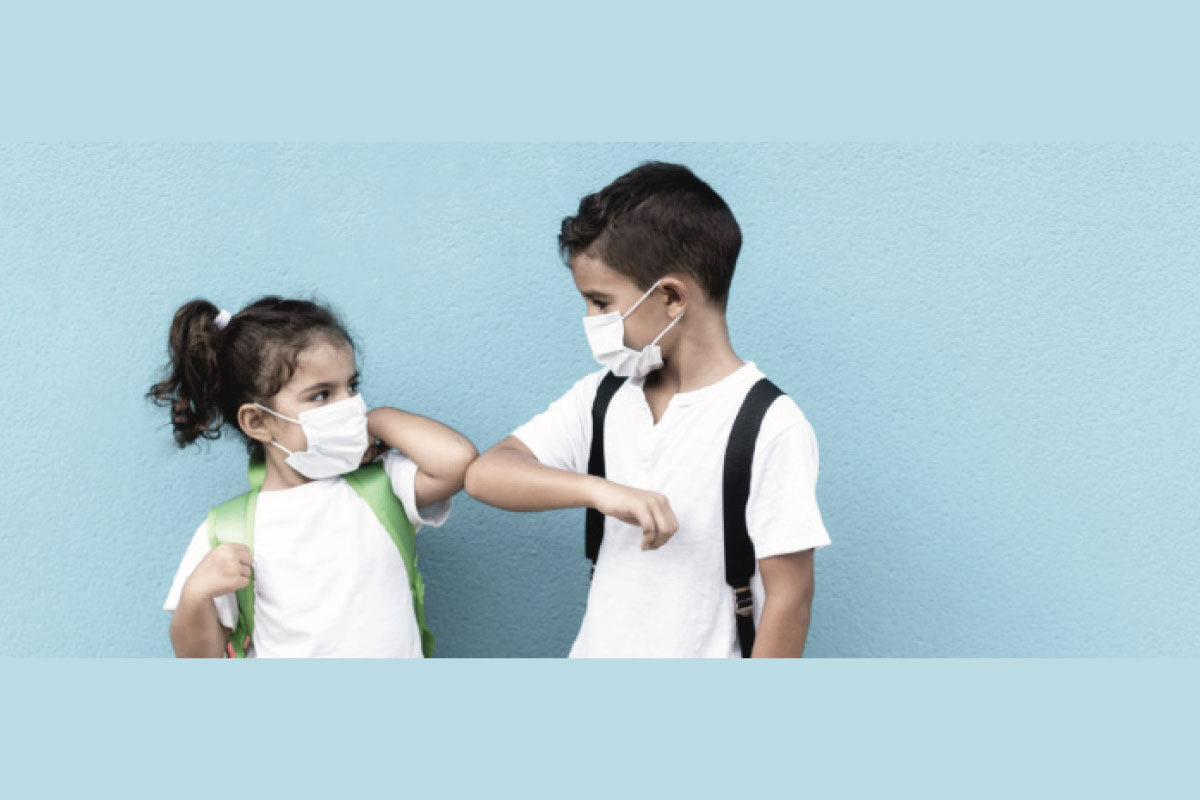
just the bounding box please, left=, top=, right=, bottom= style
left=237, top=403, right=274, bottom=444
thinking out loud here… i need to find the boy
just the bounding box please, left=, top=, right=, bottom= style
left=465, top=162, right=830, bottom=657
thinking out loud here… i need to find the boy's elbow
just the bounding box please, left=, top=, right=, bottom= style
left=465, top=446, right=507, bottom=501
left=463, top=455, right=487, bottom=500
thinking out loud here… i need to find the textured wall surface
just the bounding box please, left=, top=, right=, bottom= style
left=1, top=143, right=1196, bottom=657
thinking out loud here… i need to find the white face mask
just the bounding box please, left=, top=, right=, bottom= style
left=254, top=393, right=369, bottom=479
left=583, top=279, right=685, bottom=379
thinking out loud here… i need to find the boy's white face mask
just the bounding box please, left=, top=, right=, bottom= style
left=254, top=393, right=369, bottom=479
left=583, top=279, right=685, bottom=379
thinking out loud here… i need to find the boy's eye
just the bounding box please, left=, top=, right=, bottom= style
left=310, top=390, right=328, bottom=402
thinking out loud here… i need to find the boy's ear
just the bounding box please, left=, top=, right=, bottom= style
left=237, top=403, right=274, bottom=444
left=661, top=276, right=688, bottom=314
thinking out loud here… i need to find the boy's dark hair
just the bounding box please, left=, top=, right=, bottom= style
left=558, top=161, right=742, bottom=307
left=147, top=296, right=354, bottom=458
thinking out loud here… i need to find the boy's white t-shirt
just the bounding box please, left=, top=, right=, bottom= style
left=163, top=450, right=450, bottom=658
left=512, top=361, right=831, bottom=658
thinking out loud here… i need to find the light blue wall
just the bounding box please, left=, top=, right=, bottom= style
left=1, top=144, right=1195, bottom=656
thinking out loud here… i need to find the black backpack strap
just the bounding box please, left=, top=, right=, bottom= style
left=723, top=377, right=785, bottom=657
left=585, top=372, right=628, bottom=567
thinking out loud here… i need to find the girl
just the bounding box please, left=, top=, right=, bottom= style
left=150, top=296, right=477, bottom=658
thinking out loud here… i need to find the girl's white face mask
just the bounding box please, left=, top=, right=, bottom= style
left=583, top=279, right=685, bottom=379
left=254, top=393, right=369, bottom=479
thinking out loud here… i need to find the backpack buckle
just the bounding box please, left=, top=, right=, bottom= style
left=734, top=586, right=753, bottom=617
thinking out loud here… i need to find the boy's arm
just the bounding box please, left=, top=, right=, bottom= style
left=465, top=436, right=679, bottom=550
left=367, top=407, right=478, bottom=508
left=751, top=548, right=815, bottom=657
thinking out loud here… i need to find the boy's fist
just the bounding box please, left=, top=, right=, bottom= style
left=590, top=481, right=679, bottom=551
left=182, top=543, right=253, bottom=602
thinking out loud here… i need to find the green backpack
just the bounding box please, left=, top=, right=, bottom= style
left=205, top=457, right=434, bottom=658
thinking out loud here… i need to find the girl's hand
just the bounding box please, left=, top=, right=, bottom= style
left=361, top=438, right=391, bottom=465
left=589, top=480, right=679, bottom=551
left=181, top=543, right=252, bottom=602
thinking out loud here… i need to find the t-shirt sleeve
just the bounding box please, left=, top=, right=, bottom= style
left=381, top=450, right=453, bottom=531
left=510, top=370, right=605, bottom=474
left=746, top=405, right=832, bottom=560
left=163, top=521, right=238, bottom=631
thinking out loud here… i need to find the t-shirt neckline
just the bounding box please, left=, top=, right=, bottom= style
left=631, top=360, right=759, bottom=407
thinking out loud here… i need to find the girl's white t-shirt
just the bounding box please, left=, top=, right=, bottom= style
left=512, top=362, right=831, bottom=658
left=163, top=451, right=450, bottom=658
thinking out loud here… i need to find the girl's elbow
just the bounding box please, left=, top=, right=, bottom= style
left=460, top=439, right=480, bottom=470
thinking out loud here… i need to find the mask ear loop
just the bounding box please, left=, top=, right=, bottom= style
left=650, top=308, right=686, bottom=347
left=254, top=402, right=301, bottom=426
left=254, top=403, right=301, bottom=456
left=620, top=279, right=665, bottom=321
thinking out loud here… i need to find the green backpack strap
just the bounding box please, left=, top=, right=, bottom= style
left=247, top=456, right=266, bottom=492
left=203, top=457, right=264, bottom=658
left=344, top=461, right=435, bottom=658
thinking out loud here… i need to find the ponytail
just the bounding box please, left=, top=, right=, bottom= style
left=147, top=299, right=226, bottom=447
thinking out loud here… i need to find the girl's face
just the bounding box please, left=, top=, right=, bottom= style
left=248, top=339, right=360, bottom=457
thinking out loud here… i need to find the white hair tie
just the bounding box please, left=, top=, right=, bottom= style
left=214, top=309, right=232, bottom=330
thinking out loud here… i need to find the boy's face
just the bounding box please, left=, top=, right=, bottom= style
left=571, top=253, right=679, bottom=351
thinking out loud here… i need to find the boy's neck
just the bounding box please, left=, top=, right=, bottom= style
left=645, top=311, right=744, bottom=394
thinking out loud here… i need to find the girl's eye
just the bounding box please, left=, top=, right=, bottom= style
left=311, top=391, right=328, bottom=402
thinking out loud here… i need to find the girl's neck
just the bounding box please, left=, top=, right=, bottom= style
left=259, top=451, right=313, bottom=491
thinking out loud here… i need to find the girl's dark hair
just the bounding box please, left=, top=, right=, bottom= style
left=147, top=296, right=355, bottom=457
left=558, top=161, right=742, bottom=308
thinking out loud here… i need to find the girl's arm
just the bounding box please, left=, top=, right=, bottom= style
left=367, top=407, right=478, bottom=508
left=169, top=543, right=250, bottom=658
left=170, top=590, right=228, bottom=658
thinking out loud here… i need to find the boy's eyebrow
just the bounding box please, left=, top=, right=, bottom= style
left=582, top=290, right=613, bottom=301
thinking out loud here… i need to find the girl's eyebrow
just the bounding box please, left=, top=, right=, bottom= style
left=300, top=372, right=360, bottom=394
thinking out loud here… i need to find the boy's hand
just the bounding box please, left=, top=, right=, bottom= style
left=590, top=481, right=679, bottom=551
left=181, top=543, right=252, bottom=603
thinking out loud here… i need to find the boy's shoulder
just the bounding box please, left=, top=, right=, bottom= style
left=740, top=363, right=819, bottom=450
left=555, top=367, right=611, bottom=406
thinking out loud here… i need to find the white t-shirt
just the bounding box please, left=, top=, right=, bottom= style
left=512, top=362, right=831, bottom=658
left=163, top=450, right=450, bottom=658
